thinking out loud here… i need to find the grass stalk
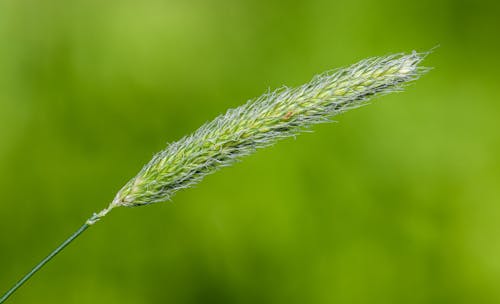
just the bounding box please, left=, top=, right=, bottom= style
left=0, top=214, right=100, bottom=303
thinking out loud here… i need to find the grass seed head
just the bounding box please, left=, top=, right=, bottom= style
left=101, top=50, right=430, bottom=215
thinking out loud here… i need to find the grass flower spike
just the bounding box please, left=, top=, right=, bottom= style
left=99, top=50, right=428, bottom=216
left=0, top=50, right=430, bottom=303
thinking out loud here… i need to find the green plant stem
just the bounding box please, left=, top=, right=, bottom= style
left=0, top=214, right=99, bottom=303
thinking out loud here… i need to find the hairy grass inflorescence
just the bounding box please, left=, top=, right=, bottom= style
left=0, top=50, right=430, bottom=303
left=93, top=50, right=429, bottom=222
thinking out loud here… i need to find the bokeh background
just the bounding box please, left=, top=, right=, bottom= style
left=1, top=0, right=499, bottom=303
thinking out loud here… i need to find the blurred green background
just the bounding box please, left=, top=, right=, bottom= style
left=1, top=0, right=499, bottom=303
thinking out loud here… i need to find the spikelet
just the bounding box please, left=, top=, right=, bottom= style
left=89, top=51, right=429, bottom=223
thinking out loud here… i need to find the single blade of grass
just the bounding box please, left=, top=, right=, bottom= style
left=0, top=50, right=431, bottom=303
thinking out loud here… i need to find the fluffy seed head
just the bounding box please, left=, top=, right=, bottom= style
left=103, top=51, right=429, bottom=213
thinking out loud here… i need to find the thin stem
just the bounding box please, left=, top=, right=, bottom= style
left=0, top=213, right=100, bottom=303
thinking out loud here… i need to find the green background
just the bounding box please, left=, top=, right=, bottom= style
left=1, top=0, right=499, bottom=303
